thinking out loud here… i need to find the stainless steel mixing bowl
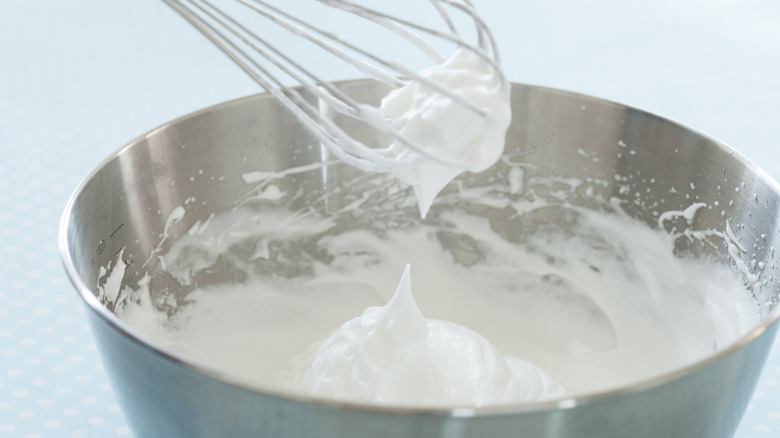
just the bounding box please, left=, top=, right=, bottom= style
left=60, top=81, right=780, bottom=438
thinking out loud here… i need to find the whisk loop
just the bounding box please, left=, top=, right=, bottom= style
left=162, top=0, right=508, bottom=175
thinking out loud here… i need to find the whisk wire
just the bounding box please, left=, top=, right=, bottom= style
left=192, top=0, right=453, bottom=170
left=172, top=0, right=387, bottom=170
left=239, top=0, right=405, bottom=88
left=438, top=0, right=501, bottom=65
left=238, top=0, right=493, bottom=122
left=201, top=0, right=364, bottom=116
left=320, top=0, right=503, bottom=88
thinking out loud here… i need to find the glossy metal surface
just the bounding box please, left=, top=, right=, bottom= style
left=60, top=81, right=780, bottom=437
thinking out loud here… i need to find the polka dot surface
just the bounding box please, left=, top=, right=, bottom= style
left=0, top=1, right=779, bottom=437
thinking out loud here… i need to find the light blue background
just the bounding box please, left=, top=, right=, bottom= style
left=1, top=1, right=778, bottom=437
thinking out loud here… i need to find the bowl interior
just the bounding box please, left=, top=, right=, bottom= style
left=61, top=81, right=780, bottom=402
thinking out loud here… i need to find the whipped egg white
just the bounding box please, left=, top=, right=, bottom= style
left=283, top=265, right=565, bottom=406
left=376, top=48, right=510, bottom=218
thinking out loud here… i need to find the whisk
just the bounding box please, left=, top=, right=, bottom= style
left=162, top=0, right=508, bottom=175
